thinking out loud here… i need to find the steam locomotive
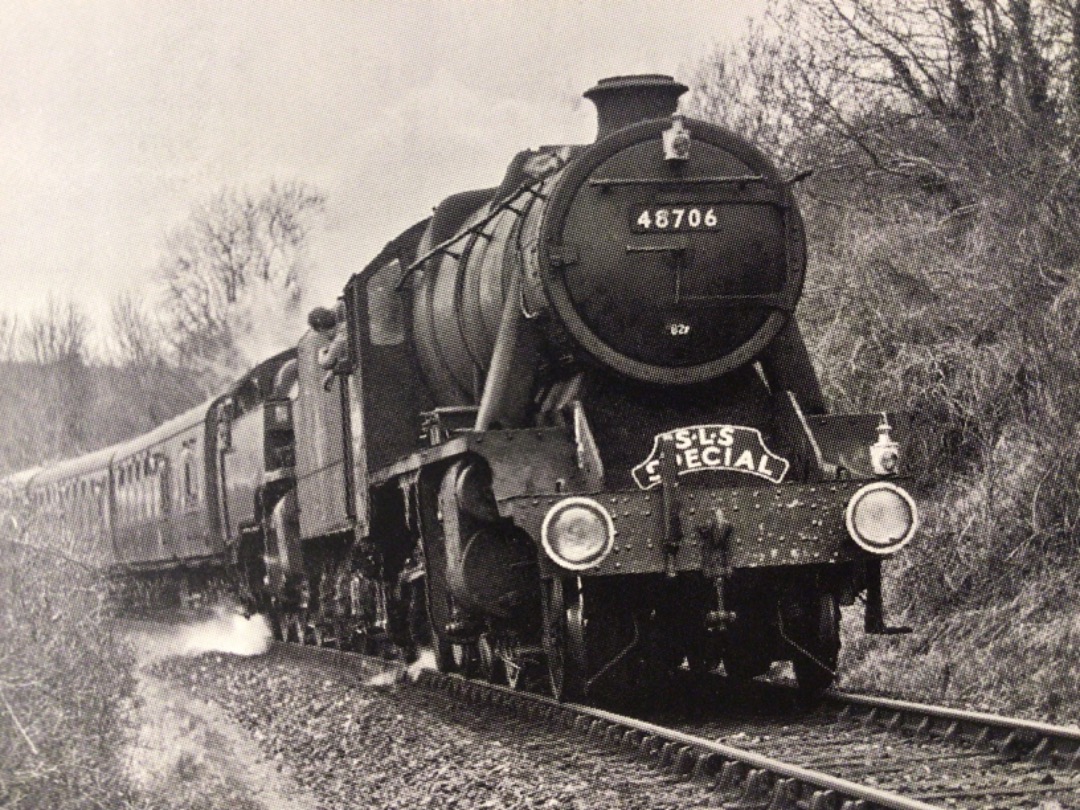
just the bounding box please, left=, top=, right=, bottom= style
left=2, top=75, right=919, bottom=701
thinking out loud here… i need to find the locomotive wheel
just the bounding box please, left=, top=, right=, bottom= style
left=543, top=578, right=585, bottom=702
left=291, top=613, right=308, bottom=645
left=546, top=579, right=639, bottom=705
left=331, top=620, right=347, bottom=650
left=269, top=611, right=285, bottom=642
left=421, top=545, right=458, bottom=674
left=451, top=642, right=478, bottom=677
left=790, top=592, right=840, bottom=699
left=477, top=634, right=506, bottom=684
left=351, top=628, right=371, bottom=655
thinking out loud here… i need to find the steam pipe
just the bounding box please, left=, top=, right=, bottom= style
left=474, top=264, right=524, bottom=431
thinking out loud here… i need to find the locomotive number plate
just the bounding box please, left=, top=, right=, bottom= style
left=630, top=204, right=723, bottom=232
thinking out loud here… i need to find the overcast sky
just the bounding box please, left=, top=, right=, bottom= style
left=1, top=0, right=764, bottom=348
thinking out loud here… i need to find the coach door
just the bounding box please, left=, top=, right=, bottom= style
left=215, top=399, right=234, bottom=545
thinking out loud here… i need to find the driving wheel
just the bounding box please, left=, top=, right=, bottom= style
left=543, top=577, right=585, bottom=701
left=790, top=591, right=840, bottom=699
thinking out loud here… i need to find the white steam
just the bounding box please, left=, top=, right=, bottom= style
left=407, top=649, right=437, bottom=681
left=176, top=607, right=273, bottom=658
left=361, top=648, right=435, bottom=687
left=229, top=270, right=309, bottom=371
left=364, top=669, right=401, bottom=688
left=128, top=606, right=273, bottom=667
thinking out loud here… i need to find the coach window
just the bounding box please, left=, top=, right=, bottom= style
left=132, top=462, right=140, bottom=520
left=126, top=463, right=133, bottom=520
left=122, top=464, right=130, bottom=521
left=132, top=460, right=142, bottom=520
left=122, top=464, right=132, bottom=522
left=367, top=259, right=405, bottom=346
left=142, top=458, right=153, bottom=519
left=130, top=462, right=138, bottom=521
left=116, top=468, right=124, bottom=521
left=180, top=445, right=197, bottom=508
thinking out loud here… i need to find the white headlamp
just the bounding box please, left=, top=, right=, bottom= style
left=541, top=496, right=615, bottom=571
left=845, top=481, right=919, bottom=555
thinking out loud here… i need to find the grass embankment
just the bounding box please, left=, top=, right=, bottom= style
left=799, top=197, right=1080, bottom=720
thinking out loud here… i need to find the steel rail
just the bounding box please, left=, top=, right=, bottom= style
left=829, top=690, right=1080, bottom=740
left=825, top=690, right=1080, bottom=767
left=419, top=671, right=946, bottom=810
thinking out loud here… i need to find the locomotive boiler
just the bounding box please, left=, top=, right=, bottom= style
left=236, top=74, right=920, bottom=700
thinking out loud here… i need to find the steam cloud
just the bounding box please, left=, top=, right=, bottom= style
left=129, top=606, right=273, bottom=666
left=176, top=607, right=273, bottom=657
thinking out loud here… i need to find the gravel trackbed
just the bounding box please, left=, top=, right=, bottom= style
left=142, top=648, right=727, bottom=809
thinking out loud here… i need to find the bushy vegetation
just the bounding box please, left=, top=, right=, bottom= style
left=0, top=361, right=204, bottom=476
left=692, top=0, right=1079, bottom=713
left=0, top=502, right=138, bottom=808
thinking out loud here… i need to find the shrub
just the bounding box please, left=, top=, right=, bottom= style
left=0, top=498, right=138, bottom=809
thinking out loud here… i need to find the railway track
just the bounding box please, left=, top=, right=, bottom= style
left=123, top=613, right=1078, bottom=810
left=268, top=639, right=1079, bottom=810
left=826, top=692, right=1080, bottom=772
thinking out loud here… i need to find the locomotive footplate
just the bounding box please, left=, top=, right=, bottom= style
left=505, top=480, right=870, bottom=578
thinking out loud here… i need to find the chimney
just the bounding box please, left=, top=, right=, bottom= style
left=583, top=74, right=689, bottom=141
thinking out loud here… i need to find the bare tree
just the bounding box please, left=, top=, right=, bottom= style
left=159, top=181, right=325, bottom=381
left=691, top=0, right=1080, bottom=253
left=110, top=292, right=163, bottom=369
left=0, top=312, right=17, bottom=362
left=108, top=291, right=203, bottom=428
left=14, top=297, right=93, bottom=454
left=22, top=297, right=89, bottom=365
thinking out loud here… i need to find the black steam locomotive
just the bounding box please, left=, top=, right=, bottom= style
left=3, top=75, right=919, bottom=701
